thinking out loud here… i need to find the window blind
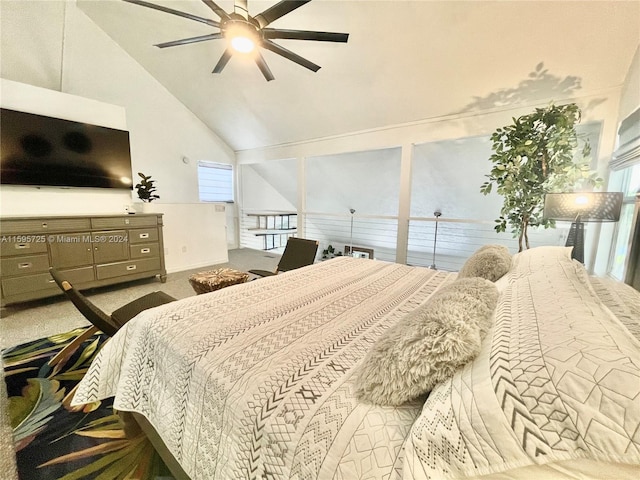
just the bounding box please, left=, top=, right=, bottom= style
left=610, top=107, right=640, bottom=171
left=198, top=161, right=233, bottom=202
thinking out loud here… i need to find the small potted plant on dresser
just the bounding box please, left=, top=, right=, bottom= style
left=135, top=172, right=159, bottom=212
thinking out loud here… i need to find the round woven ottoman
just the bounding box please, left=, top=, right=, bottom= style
left=188, top=268, right=250, bottom=294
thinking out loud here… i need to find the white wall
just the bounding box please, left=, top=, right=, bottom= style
left=241, top=163, right=297, bottom=211
left=237, top=91, right=622, bottom=271
left=0, top=1, right=235, bottom=270
left=239, top=163, right=297, bottom=250
left=142, top=203, right=227, bottom=273
left=0, top=0, right=65, bottom=90
left=307, top=148, right=401, bottom=216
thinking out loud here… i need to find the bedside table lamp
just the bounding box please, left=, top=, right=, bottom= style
left=543, top=192, right=623, bottom=263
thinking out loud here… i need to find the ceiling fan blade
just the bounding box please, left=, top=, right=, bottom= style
left=212, top=48, right=233, bottom=74
left=123, top=0, right=219, bottom=28
left=201, top=0, right=230, bottom=20
left=155, top=33, right=223, bottom=48
left=263, top=29, right=349, bottom=43
left=254, top=0, right=311, bottom=28
left=262, top=39, right=320, bottom=72
left=254, top=52, right=275, bottom=81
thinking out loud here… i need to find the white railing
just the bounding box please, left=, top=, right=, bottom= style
left=240, top=210, right=571, bottom=270
left=240, top=209, right=297, bottom=252
left=407, top=218, right=569, bottom=271
left=305, top=213, right=398, bottom=262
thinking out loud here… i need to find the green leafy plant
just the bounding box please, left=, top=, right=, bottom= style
left=322, top=245, right=335, bottom=257
left=135, top=172, right=160, bottom=203
left=480, top=103, right=602, bottom=251
left=321, top=244, right=343, bottom=259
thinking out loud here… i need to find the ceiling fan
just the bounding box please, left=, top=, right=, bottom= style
left=123, top=0, right=349, bottom=81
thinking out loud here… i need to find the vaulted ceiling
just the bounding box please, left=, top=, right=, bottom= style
left=77, top=1, right=640, bottom=152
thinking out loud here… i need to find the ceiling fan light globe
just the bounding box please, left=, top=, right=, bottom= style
left=231, top=35, right=255, bottom=53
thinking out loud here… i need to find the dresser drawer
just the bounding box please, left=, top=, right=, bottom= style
left=1, top=254, right=50, bottom=276
left=1, top=218, right=91, bottom=234
left=129, top=228, right=159, bottom=244
left=96, top=257, right=161, bottom=280
left=129, top=242, right=160, bottom=259
left=1, top=267, right=93, bottom=297
left=91, top=215, right=158, bottom=230
left=55, top=266, right=95, bottom=286
left=2, top=273, right=58, bottom=297
left=0, top=238, right=48, bottom=257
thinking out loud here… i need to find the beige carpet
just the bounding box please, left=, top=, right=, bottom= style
left=0, top=248, right=280, bottom=349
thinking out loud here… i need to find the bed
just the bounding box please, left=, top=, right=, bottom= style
left=72, top=246, right=640, bottom=479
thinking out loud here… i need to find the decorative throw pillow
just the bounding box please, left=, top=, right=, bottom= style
left=476, top=244, right=510, bottom=255
left=353, top=277, right=499, bottom=406
left=458, top=245, right=512, bottom=282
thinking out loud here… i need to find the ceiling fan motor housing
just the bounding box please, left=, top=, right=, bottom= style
left=223, top=15, right=262, bottom=52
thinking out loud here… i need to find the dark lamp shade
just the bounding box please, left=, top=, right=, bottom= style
left=543, top=192, right=623, bottom=222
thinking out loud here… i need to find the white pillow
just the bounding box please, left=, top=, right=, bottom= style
left=510, top=246, right=574, bottom=277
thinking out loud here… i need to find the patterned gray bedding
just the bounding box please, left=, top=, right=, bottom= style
left=72, top=248, right=640, bottom=479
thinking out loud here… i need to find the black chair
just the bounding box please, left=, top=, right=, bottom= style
left=48, top=267, right=176, bottom=368
left=249, top=237, right=319, bottom=278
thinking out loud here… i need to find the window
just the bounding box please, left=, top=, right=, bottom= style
left=608, top=107, right=640, bottom=280
left=198, top=161, right=233, bottom=202
left=609, top=164, right=640, bottom=280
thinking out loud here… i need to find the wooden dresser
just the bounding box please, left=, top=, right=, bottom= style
left=0, top=214, right=167, bottom=305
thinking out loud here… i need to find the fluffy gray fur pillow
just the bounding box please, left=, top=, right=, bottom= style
left=476, top=244, right=510, bottom=255
left=353, top=277, right=499, bottom=406
left=458, top=245, right=512, bottom=282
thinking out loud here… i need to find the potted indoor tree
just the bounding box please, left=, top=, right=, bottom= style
left=480, top=103, right=602, bottom=251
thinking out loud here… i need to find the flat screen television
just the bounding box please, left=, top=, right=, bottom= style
left=0, top=108, right=133, bottom=190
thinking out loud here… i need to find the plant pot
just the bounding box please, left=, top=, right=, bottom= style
left=132, top=203, right=151, bottom=213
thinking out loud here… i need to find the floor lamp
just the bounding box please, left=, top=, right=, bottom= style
left=543, top=192, right=623, bottom=263
left=429, top=210, right=442, bottom=269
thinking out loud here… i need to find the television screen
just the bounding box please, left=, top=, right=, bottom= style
left=0, top=108, right=133, bottom=190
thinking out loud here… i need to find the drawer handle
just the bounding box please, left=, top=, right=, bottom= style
left=140, top=248, right=151, bottom=254
left=18, top=262, right=33, bottom=269
left=42, top=223, right=48, bottom=229
left=126, top=265, right=137, bottom=271
left=15, top=244, right=30, bottom=250
left=139, top=233, right=149, bottom=239
left=48, top=279, right=56, bottom=283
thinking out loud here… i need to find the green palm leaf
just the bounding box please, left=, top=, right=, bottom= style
left=49, top=440, right=136, bottom=480
left=10, top=378, right=64, bottom=444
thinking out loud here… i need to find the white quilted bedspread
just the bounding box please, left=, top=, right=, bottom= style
left=405, top=248, right=640, bottom=479
left=73, top=257, right=456, bottom=480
